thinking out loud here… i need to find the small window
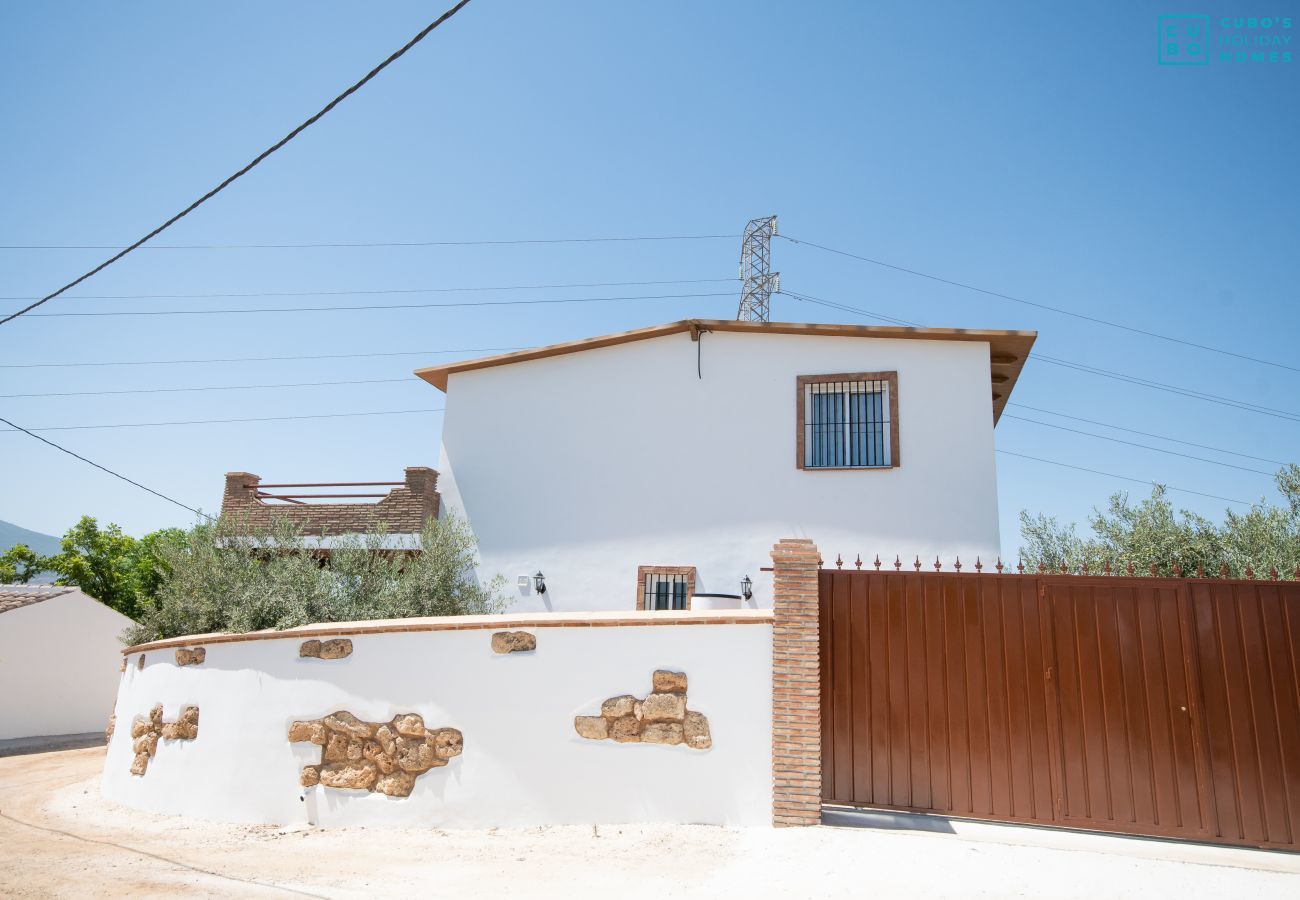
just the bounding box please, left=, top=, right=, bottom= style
left=797, top=372, right=899, bottom=469
left=636, top=566, right=696, bottom=611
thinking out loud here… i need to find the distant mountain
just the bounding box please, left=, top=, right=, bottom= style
left=0, top=519, right=62, bottom=557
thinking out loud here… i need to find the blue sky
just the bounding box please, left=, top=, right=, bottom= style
left=1, top=1, right=1296, bottom=560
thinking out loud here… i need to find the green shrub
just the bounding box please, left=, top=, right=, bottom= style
left=1019, top=464, right=1300, bottom=577
left=122, top=513, right=505, bottom=646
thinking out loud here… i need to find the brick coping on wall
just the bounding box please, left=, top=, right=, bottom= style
left=122, top=608, right=775, bottom=655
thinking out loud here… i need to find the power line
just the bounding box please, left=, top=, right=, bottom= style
left=0, top=276, right=737, bottom=304
left=996, top=450, right=1254, bottom=506
left=0, top=0, right=474, bottom=326
left=1032, top=354, right=1300, bottom=423
left=0, top=346, right=524, bottom=370
left=784, top=288, right=1300, bottom=424
left=779, top=289, right=917, bottom=326
left=0, top=234, right=738, bottom=251
left=778, top=233, right=1299, bottom=376
left=0, top=408, right=444, bottom=434
left=0, top=377, right=418, bottom=399
left=1007, top=402, right=1290, bottom=467
left=0, top=415, right=206, bottom=516
left=20, top=372, right=1280, bottom=477
left=19, top=290, right=733, bottom=318
left=1001, top=414, right=1275, bottom=476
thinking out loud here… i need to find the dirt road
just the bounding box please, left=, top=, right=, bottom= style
left=2, top=747, right=1297, bottom=899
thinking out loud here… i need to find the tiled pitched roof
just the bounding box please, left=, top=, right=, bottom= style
left=0, top=584, right=78, bottom=615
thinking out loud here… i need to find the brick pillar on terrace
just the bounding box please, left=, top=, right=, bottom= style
left=222, top=472, right=261, bottom=520
left=403, top=467, right=441, bottom=522
left=771, top=538, right=823, bottom=827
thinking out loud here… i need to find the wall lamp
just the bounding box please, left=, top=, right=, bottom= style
left=741, top=575, right=753, bottom=601
left=533, top=571, right=547, bottom=595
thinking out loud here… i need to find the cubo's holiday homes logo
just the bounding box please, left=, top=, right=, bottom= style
left=1159, top=14, right=1210, bottom=64
left=1159, top=14, right=1293, bottom=64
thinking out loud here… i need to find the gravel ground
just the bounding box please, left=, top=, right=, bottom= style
left=1, top=747, right=1297, bottom=899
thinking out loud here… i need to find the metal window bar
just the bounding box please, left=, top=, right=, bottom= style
left=644, top=573, right=690, bottom=611
left=806, top=379, right=890, bottom=468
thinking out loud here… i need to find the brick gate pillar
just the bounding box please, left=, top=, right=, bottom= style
left=771, top=538, right=822, bottom=827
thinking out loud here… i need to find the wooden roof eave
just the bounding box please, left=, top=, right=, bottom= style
left=414, top=319, right=1036, bottom=424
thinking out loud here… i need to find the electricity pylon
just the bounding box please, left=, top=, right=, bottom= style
left=737, top=215, right=779, bottom=322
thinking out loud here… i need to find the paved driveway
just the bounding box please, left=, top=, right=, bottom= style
left=1, top=747, right=1297, bottom=898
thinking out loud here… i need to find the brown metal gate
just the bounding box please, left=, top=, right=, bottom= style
left=819, top=569, right=1300, bottom=850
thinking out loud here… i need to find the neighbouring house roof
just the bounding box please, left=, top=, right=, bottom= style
left=0, top=584, right=79, bottom=615
left=413, top=319, right=1037, bottom=422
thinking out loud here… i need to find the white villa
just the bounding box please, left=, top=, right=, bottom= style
left=416, top=319, right=1035, bottom=612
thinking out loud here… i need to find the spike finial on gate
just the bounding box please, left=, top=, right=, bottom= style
left=1126, top=561, right=1135, bottom=576
left=954, top=557, right=963, bottom=572
left=1081, top=561, right=1090, bottom=576
left=996, top=557, right=1005, bottom=574
left=1037, top=562, right=1046, bottom=574
left=855, top=554, right=863, bottom=570
left=1017, top=559, right=1025, bottom=575
left=914, top=555, right=922, bottom=572
left=835, top=553, right=843, bottom=570
left=1149, top=563, right=1158, bottom=577
left=894, top=555, right=902, bottom=571
left=1294, top=564, right=1300, bottom=580
left=1104, top=560, right=1112, bottom=576
left=1220, top=562, right=1230, bottom=579
left=1060, top=562, right=1069, bottom=575
left=1270, top=567, right=1279, bottom=581
left=1245, top=564, right=1255, bottom=580
left=934, top=556, right=942, bottom=572
left=1172, top=562, right=1182, bottom=577
left=1196, top=563, right=1205, bottom=579
left=975, top=557, right=983, bottom=573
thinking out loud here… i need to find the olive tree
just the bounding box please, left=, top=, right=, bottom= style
left=1019, top=464, right=1300, bottom=578
left=123, top=513, right=505, bottom=645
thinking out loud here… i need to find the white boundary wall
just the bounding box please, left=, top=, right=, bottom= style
left=0, top=591, right=132, bottom=740
left=102, top=613, right=773, bottom=828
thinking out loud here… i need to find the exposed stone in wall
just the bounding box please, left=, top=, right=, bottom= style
left=574, top=670, right=711, bottom=750
left=653, top=670, right=688, bottom=693
left=128, top=704, right=199, bottom=776
left=491, top=631, right=536, bottom=654
left=137, top=654, right=145, bottom=670
left=120, top=657, right=127, bottom=673
left=574, top=716, right=608, bottom=740
left=175, top=647, right=206, bottom=666
left=299, top=638, right=353, bottom=660
left=106, top=713, right=116, bottom=742
left=289, top=712, right=462, bottom=797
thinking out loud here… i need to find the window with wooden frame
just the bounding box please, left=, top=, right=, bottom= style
left=635, top=566, right=696, bottom=611
left=797, top=372, right=899, bottom=470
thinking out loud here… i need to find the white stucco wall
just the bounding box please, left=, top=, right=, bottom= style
left=102, top=614, right=774, bottom=828
left=436, top=330, right=1001, bottom=612
left=0, top=592, right=131, bottom=739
